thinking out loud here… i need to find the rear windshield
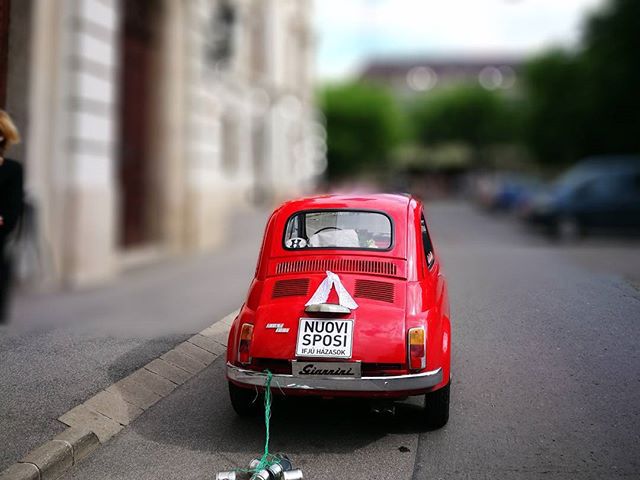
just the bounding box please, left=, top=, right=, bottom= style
left=284, top=210, right=392, bottom=250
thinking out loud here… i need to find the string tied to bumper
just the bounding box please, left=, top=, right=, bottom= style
left=230, top=370, right=284, bottom=478
left=253, top=370, right=276, bottom=471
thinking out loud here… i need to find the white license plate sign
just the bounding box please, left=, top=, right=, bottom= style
left=295, top=318, right=353, bottom=358
left=292, top=360, right=361, bottom=378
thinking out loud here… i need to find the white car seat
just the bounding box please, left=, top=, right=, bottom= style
left=308, top=229, right=359, bottom=248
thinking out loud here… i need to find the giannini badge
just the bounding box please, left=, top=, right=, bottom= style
left=266, top=323, right=290, bottom=333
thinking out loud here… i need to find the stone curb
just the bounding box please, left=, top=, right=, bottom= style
left=20, top=440, right=72, bottom=480
left=0, top=464, right=39, bottom=480
left=0, top=309, right=238, bottom=480
left=53, top=429, right=100, bottom=465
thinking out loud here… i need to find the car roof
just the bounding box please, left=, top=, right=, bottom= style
left=276, top=193, right=414, bottom=219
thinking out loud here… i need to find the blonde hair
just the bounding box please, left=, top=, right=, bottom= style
left=0, top=110, right=21, bottom=155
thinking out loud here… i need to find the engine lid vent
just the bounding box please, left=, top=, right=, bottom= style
left=354, top=279, right=395, bottom=303
left=272, top=278, right=310, bottom=298
left=276, top=258, right=398, bottom=277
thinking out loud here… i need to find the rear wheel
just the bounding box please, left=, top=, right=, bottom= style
left=423, top=381, right=450, bottom=429
left=228, top=382, right=260, bottom=416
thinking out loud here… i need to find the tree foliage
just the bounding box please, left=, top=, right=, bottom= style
left=580, top=0, right=640, bottom=155
left=320, top=82, right=405, bottom=178
left=411, top=86, right=518, bottom=151
left=521, top=50, right=588, bottom=165
left=521, top=0, right=640, bottom=165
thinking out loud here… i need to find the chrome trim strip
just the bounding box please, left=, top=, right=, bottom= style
left=304, top=303, right=351, bottom=314
left=227, top=362, right=443, bottom=392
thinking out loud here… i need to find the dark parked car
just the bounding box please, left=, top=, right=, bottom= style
left=474, top=172, right=545, bottom=212
left=493, top=175, right=545, bottom=212
left=526, top=156, right=640, bottom=239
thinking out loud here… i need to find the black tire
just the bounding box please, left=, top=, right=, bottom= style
left=228, top=382, right=260, bottom=416
left=423, top=381, right=450, bottom=429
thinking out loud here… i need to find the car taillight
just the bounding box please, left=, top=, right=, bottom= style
left=238, top=323, right=254, bottom=365
left=408, top=327, right=426, bottom=370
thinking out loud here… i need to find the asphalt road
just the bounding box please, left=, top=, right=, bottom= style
left=4, top=203, right=640, bottom=479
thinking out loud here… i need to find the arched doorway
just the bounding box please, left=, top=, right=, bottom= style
left=0, top=0, right=10, bottom=108
left=118, top=0, right=162, bottom=247
left=0, top=0, right=33, bottom=165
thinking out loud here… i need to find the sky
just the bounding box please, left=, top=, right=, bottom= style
left=314, top=0, right=607, bottom=80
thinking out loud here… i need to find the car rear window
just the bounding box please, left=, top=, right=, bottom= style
left=284, top=210, right=392, bottom=250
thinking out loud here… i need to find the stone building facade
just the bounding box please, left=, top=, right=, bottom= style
left=361, top=57, right=523, bottom=97
left=0, top=0, right=321, bottom=288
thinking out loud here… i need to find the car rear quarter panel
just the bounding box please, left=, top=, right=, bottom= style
left=407, top=199, right=451, bottom=387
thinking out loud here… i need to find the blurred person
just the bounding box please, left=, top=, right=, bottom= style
left=0, top=110, right=23, bottom=324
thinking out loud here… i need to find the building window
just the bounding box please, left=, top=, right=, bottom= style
left=0, top=0, right=11, bottom=107
left=249, top=5, right=266, bottom=79
left=406, top=66, right=438, bottom=92
left=206, top=1, right=236, bottom=69
left=221, top=113, right=239, bottom=175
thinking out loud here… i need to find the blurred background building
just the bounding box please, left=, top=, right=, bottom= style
left=361, top=57, right=522, bottom=98
left=0, top=0, right=322, bottom=289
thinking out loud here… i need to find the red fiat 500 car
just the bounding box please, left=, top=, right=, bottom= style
left=226, top=194, right=451, bottom=428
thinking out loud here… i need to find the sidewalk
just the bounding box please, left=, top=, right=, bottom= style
left=0, top=208, right=269, bottom=471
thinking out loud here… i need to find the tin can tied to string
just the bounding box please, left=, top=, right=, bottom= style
left=215, top=372, right=304, bottom=480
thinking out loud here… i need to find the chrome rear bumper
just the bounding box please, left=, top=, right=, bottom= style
left=227, top=362, right=443, bottom=392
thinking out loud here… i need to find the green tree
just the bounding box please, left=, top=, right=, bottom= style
left=580, top=0, right=640, bottom=155
left=521, top=50, right=587, bottom=165
left=521, top=0, right=640, bottom=165
left=411, top=85, right=518, bottom=165
left=320, top=82, right=405, bottom=178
